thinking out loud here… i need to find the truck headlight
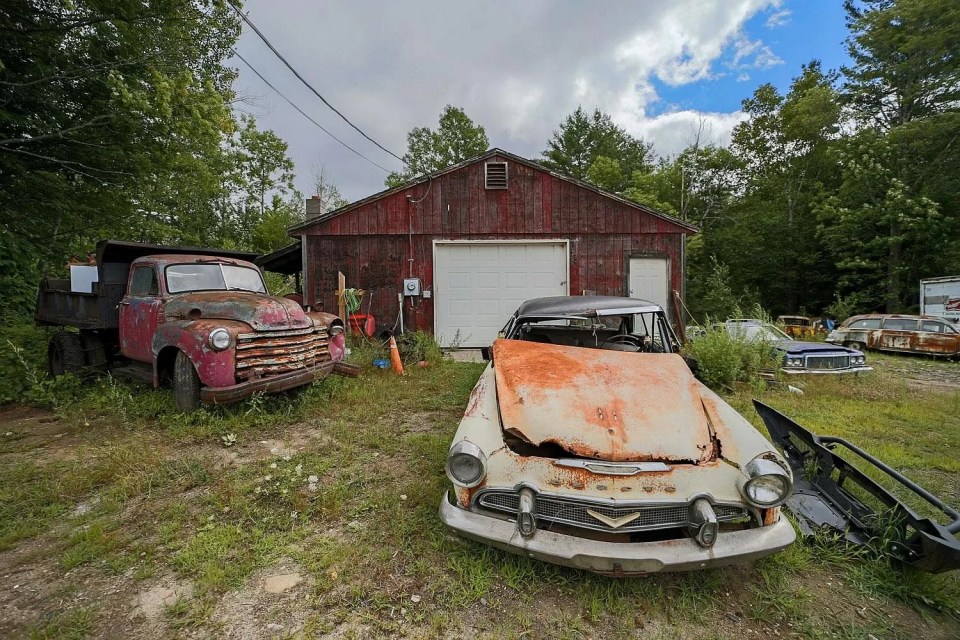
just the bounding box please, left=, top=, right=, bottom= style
left=209, top=328, right=231, bottom=351
left=741, top=455, right=792, bottom=507
left=445, top=441, right=487, bottom=488
left=329, top=324, right=344, bottom=336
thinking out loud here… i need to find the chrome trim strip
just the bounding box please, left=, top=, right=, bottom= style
left=554, top=459, right=671, bottom=475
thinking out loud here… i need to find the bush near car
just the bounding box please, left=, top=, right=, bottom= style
left=682, top=324, right=779, bottom=389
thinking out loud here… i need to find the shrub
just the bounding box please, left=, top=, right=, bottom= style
left=0, top=322, right=49, bottom=404
left=683, top=318, right=779, bottom=390
left=395, top=330, right=443, bottom=364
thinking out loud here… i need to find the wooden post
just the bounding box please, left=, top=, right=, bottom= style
left=337, top=271, right=347, bottom=334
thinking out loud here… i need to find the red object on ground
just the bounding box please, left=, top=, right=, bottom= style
left=348, top=313, right=375, bottom=336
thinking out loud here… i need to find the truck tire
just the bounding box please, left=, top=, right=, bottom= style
left=173, top=350, right=201, bottom=413
left=80, top=332, right=109, bottom=372
left=49, top=333, right=85, bottom=377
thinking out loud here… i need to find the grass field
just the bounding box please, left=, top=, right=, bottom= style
left=0, top=345, right=957, bottom=639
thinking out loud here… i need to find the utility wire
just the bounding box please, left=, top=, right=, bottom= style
left=228, top=1, right=407, bottom=167
left=232, top=49, right=392, bottom=174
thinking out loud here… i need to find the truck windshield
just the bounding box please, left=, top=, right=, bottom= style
left=165, top=264, right=267, bottom=294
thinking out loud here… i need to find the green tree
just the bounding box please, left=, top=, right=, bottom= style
left=385, top=105, right=489, bottom=187
left=541, top=106, right=653, bottom=189
left=821, top=0, right=960, bottom=311
left=706, top=63, right=842, bottom=314
left=842, top=0, right=960, bottom=129
left=0, top=0, right=241, bottom=319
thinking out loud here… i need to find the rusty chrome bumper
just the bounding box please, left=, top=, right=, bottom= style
left=439, top=491, right=795, bottom=575
left=200, top=360, right=345, bottom=404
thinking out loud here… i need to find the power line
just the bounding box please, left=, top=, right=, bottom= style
left=232, top=49, right=392, bottom=174
left=228, top=2, right=407, bottom=167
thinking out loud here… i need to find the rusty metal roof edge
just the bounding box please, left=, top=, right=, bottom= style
left=288, top=148, right=699, bottom=235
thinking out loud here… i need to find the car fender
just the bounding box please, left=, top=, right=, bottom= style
left=152, top=320, right=249, bottom=388
left=306, top=311, right=346, bottom=361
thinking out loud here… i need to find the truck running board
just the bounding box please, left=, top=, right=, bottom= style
left=754, top=400, right=960, bottom=574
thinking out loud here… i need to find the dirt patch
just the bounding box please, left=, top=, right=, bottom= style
left=214, top=558, right=313, bottom=639
left=877, top=354, right=960, bottom=393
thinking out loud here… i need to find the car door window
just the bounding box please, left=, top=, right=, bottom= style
left=921, top=321, right=946, bottom=333
left=130, top=267, right=159, bottom=297
left=881, top=318, right=917, bottom=331
left=850, top=319, right=881, bottom=329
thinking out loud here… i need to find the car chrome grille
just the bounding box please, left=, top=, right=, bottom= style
left=234, top=327, right=329, bottom=380
left=804, top=355, right=850, bottom=370
left=475, top=490, right=748, bottom=533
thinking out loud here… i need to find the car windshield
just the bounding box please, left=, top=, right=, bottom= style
left=506, top=311, right=676, bottom=353
left=165, top=263, right=267, bottom=294
left=726, top=322, right=790, bottom=341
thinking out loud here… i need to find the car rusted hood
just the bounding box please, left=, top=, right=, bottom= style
left=165, top=292, right=312, bottom=331
left=492, top=340, right=717, bottom=463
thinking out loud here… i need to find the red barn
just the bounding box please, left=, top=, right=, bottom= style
left=289, top=149, right=697, bottom=347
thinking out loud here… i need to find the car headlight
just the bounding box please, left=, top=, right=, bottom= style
left=445, top=440, right=487, bottom=488
left=785, top=357, right=802, bottom=367
left=855, top=355, right=865, bottom=364
left=741, top=455, right=792, bottom=507
left=208, top=328, right=231, bottom=351
left=329, top=324, right=344, bottom=336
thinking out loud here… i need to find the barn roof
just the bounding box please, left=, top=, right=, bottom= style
left=289, top=148, right=698, bottom=234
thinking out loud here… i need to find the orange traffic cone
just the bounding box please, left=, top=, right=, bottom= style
left=388, top=336, right=405, bottom=375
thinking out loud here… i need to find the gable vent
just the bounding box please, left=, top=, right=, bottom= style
left=485, top=162, right=509, bottom=189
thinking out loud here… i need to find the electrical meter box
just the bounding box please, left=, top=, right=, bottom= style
left=403, top=278, right=422, bottom=297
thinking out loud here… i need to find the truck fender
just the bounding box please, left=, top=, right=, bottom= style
left=306, top=311, right=346, bottom=362
left=152, top=320, right=249, bottom=388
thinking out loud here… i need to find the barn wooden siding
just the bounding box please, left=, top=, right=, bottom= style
left=298, top=152, right=691, bottom=334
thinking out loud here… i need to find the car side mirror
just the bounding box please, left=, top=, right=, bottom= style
left=480, top=346, right=492, bottom=361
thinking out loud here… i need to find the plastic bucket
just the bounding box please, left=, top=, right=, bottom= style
left=349, top=313, right=375, bottom=336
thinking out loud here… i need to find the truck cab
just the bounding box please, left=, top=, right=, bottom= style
left=37, top=240, right=349, bottom=412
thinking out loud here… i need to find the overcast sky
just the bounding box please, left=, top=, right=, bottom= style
left=230, top=1, right=850, bottom=202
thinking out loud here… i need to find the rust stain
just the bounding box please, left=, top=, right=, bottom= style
left=463, top=374, right=489, bottom=417
left=492, top=339, right=714, bottom=463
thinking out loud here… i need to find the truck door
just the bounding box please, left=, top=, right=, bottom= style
left=119, top=265, right=162, bottom=363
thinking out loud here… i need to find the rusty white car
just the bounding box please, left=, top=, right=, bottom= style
left=439, top=296, right=796, bottom=575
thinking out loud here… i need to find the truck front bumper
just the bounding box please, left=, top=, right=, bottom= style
left=200, top=360, right=357, bottom=404
left=439, top=491, right=796, bottom=575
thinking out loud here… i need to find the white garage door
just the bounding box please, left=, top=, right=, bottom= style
left=434, top=242, right=568, bottom=347
left=628, top=257, right=670, bottom=317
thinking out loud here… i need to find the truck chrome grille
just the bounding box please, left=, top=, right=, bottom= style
left=475, top=490, right=748, bottom=533
left=804, top=355, right=850, bottom=370
left=234, top=327, right=329, bottom=380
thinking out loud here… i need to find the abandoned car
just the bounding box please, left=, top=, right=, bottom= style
left=825, top=314, right=960, bottom=358
left=776, top=315, right=818, bottom=339
left=721, top=319, right=872, bottom=375
left=439, top=296, right=796, bottom=575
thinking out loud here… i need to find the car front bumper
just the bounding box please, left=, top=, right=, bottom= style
left=439, top=491, right=796, bottom=575
left=200, top=360, right=357, bottom=404
left=781, top=365, right=873, bottom=375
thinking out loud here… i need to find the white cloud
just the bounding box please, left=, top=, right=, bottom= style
left=766, top=8, right=791, bottom=28
left=233, top=0, right=782, bottom=199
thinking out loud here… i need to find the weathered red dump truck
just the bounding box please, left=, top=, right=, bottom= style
left=36, top=240, right=350, bottom=412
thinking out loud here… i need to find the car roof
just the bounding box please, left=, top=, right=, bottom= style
left=514, top=295, right=662, bottom=317
left=844, top=313, right=949, bottom=322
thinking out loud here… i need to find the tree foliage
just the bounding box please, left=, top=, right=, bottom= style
left=541, top=106, right=653, bottom=190
left=0, top=1, right=317, bottom=321
left=385, top=105, right=489, bottom=187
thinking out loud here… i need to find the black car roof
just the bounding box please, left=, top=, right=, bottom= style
left=514, top=296, right=662, bottom=317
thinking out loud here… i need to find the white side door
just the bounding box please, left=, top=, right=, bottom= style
left=628, top=257, right=669, bottom=313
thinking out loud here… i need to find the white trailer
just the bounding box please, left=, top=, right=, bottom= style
left=920, top=276, right=960, bottom=320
